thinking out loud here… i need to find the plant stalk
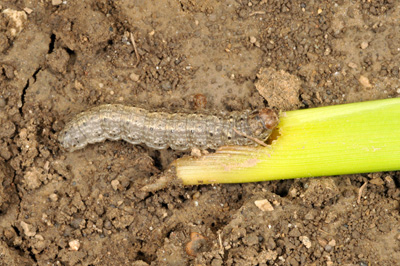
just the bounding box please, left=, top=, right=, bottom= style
left=172, top=98, right=400, bottom=185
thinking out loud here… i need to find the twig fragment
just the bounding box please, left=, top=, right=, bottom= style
left=218, top=231, right=224, bottom=255
left=249, top=11, right=266, bottom=16
left=357, top=181, right=368, bottom=204
left=130, top=32, right=140, bottom=67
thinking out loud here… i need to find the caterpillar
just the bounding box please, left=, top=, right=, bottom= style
left=58, top=104, right=279, bottom=151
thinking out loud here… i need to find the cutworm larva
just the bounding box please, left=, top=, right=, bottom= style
left=58, top=104, right=279, bottom=151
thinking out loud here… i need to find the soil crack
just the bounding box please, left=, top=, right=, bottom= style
left=18, top=68, right=41, bottom=115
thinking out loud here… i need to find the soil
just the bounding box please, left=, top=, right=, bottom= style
left=0, top=0, right=400, bottom=265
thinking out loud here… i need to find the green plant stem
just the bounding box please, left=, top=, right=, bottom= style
left=172, top=98, right=400, bottom=185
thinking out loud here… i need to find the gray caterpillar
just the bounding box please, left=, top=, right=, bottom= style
left=58, top=104, right=279, bottom=151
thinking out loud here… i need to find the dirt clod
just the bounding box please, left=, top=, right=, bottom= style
left=2, top=9, right=27, bottom=37
left=255, top=67, right=302, bottom=110
left=0, top=161, right=16, bottom=213
left=20, top=221, right=36, bottom=237
left=193, top=93, right=207, bottom=110
left=301, top=178, right=339, bottom=207
left=185, top=232, right=210, bottom=257
left=46, top=48, right=70, bottom=74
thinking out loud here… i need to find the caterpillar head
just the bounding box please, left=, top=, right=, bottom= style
left=58, top=124, right=88, bottom=152
left=248, top=108, right=279, bottom=142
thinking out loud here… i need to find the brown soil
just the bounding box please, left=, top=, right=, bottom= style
left=1, top=0, right=400, bottom=265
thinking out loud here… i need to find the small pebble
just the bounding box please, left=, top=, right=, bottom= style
left=104, top=220, right=112, bottom=230
left=111, top=179, right=120, bottom=191
left=49, top=193, right=58, bottom=202
left=250, top=36, right=257, bottom=44
left=192, top=191, right=201, bottom=200
left=348, top=62, right=357, bottom=69
left=299, top=236, right=312, bottom=249
left=324, top=47, right=331, bottom=56
left=360, top=41, right=369, bottom=49
left=254, top=199, right=274, bottom=212
left=358, top=75, right=372, bottom=88
left=324, top=244, right=333, bottom=252
left=129, top=72, right=140, bottom=82
left=23, top=7, right=33, bottom=14
left=69, top=239, right=80, bottom=251
left=190, top=147, right=202, bottom=157
left=52, top=0, right=62, bottom=5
